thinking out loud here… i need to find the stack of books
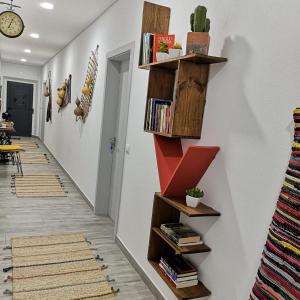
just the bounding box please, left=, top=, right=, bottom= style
left=160, top=223, right=203, bottom=247
left=144, top=98, right=172, bottom=134
left=159, top=255, right=198, bottom=289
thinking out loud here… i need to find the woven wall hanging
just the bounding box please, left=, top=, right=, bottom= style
left=250, top=108, right=300, bottom=299
left=74, top=45, right=99, bottom=122
left=56, top=74, right=72, bottom=112
left=44, top=71, right=52, bottom=122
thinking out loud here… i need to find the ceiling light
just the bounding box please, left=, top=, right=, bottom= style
left=24, top=49, right=31, bottom=53
left=20, top=58, right=27, bottom=62
left=40, top=2, right=54, bottom=10
left=30, top=33, right=39, bottom=39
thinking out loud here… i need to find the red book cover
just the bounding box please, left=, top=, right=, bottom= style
left=153, top=34, right=175, bottom=62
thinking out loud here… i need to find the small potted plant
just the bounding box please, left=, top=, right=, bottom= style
left=169, top=42, right=183, bottom=58
left=156, top=41, right=169, bottom=61
left=186, top=5, right=210, bottom=55
left=186, top=187, right=204, bottom=208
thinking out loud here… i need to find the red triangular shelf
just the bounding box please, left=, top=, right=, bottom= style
left=154, top=135, right=220, bottom=197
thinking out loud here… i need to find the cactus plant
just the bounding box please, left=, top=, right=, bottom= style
left=190, top=5, right=210, bottom=33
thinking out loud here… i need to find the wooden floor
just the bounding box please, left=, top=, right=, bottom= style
left=0, top=137, right=155, bottom=300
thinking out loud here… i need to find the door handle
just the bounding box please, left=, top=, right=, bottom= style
left=32, top=108, right=34, bottom=114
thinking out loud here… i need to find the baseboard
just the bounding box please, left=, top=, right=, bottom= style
left=116, top=237, right=166, bottom=300
left=38, top=138, right=95, bottom=211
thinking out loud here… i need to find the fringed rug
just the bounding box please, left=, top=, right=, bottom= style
left=4, top=233, right=117, bottom=300
left=250, top=109, right=300, bottom=299
left=11, top=174, right=66, bottom=198
left=20, top=152, right=49, bottom=164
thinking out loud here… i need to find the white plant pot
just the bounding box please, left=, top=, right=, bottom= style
left=156, top=52, right=169, bottom=61
left=186, top=195, right=201, bottom=208
left=169, top=49, right=183, bottom=58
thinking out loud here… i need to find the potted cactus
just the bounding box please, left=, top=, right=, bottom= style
left=186, top=187, right=205, bottom=208
left=186, top=5, right=211, bottom=55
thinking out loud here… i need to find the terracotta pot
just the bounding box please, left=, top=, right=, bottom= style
left=186, top=32, right=210, bottom=55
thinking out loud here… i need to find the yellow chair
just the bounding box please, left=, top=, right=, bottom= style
left=0, top=145, right=24, bottom=175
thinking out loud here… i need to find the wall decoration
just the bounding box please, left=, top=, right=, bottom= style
left=74, top=45, right=99, bottom=122
left=0, top=0, right=25, bottom=38
left=56, top=74, right=72, bottom=111
left=44, top=71, right=52, bottom=122
left=250, top=108, right=300, bottom=300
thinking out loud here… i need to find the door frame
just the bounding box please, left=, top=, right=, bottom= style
left=94, top=42, right=135, bottom=239
left=3, top=77, right=38, bottom=136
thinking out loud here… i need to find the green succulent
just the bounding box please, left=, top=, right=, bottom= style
left=186, top=187, right=204, bottom=198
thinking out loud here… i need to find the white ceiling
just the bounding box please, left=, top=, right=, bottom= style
left=0, top=0, right=117, bottom=66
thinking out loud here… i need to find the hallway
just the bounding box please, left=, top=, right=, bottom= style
left=0, top=137, right=155, bottom=300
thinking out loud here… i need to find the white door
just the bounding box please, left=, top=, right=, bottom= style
left=108, top=59, right=130, bottom=221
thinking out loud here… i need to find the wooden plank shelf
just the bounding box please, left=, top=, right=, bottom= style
left=157, top=193, right=220, bottom=217
left=152, top=227, right=211, bottom=254
left=149, top=260, right=211, bottom=299
left=145, top=130, right=200, bottom=139
left=139, top=53, right=227, bottom=70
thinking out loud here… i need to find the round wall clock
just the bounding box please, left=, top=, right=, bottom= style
left=0, top=10, right=24, bottom=38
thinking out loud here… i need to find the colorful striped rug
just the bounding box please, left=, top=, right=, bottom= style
left=250, top=109, right=300, bottom=299
left=4, top=233, right=117, bottom=300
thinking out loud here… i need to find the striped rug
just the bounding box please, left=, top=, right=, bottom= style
left=250, top=109, right=300, bottom=299
left=20, top=152, right=49, bottom=164
left=11, top=174, right=66, bottom=198
left=6, top=233, right=116, bottom=300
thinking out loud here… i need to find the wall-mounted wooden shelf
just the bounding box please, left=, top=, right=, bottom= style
left=148, top=193, right=219, bottom=299
left=152, top=227, right=211, bottom=254
left=139, top=53, right=227, bottom=70
left=156, top=193, right=220, bottom=217
left=149, top=260, right=211, bottom=300
left=140, top=2, right=226, bottom=299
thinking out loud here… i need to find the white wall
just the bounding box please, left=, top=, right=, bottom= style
left=1, top=61, right=43, bottom=136
left=42, top=0, right=300, bottom=299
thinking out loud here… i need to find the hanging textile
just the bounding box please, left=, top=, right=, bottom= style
left=250, top=109, right=300, bottom=299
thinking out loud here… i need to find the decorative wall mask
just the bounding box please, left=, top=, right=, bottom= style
left=74, top=45, right=99, bottom=122
left=56, top=74, right=72, bottom=111
left=45, top=71, right=52, bottom=122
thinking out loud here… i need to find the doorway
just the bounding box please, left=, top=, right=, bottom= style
left=6, top=81, right=34, bottom=136
left=95, top=43, right=134, bottom=234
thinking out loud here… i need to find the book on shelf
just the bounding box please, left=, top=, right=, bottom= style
left=160, top=223, right=202, bottom=245
left=145, top=98, right=172, bottom=134
left=159, top=263, right=198, bottom=289
left=161, top=255, right=197, bottom=278
left=159, top=256, right=198, bottom=289
left=142, top=33, right=154, bottom=65
left=153, top=34, right=175, bottom=62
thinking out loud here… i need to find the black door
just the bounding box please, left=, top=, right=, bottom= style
left=7, top=81, right=34, bottom=137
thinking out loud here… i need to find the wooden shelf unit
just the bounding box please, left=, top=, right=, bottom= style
left=141, top=40, right=226, bottom=139
left=149, top=260, right=211, bottom=300
left=139, top=2, right=226, bottom=299
left=148, top=193, right=220, bottom=299
left=152, top=227, right=211, bottom=255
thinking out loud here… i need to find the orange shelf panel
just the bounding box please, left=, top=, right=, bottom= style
left=154, top=135, right=220, bottom=197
